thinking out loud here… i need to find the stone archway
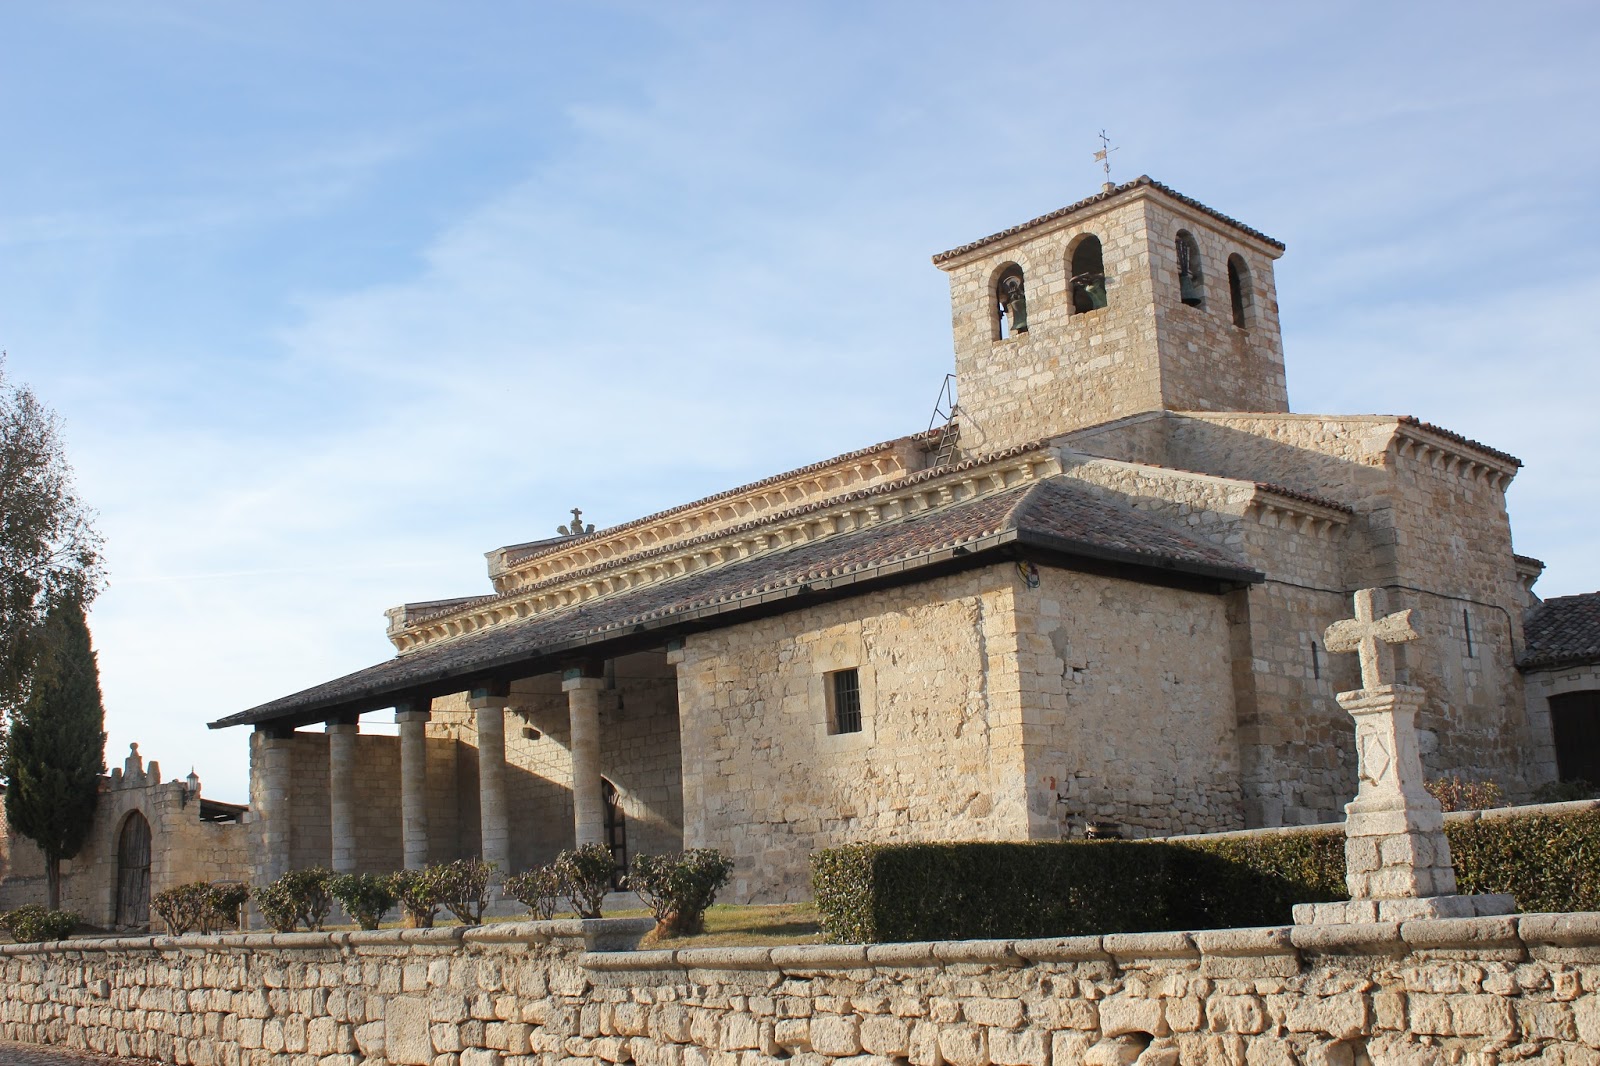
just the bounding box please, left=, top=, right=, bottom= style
left=115, top=811, right=151, bottom=929
left=602, top=778, right=627, bottom=889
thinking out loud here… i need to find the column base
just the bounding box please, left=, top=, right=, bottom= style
left=1293, top=893, right=1516, bottom=925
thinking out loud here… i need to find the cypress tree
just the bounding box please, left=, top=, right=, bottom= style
left=3, top=596, right=106, bottom=909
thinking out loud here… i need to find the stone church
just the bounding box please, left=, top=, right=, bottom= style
left=209, top=176, right=1587, bottom=904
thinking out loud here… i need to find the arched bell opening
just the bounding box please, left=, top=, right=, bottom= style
left=1176, top=230, right=1205, bottom=308
left=1228, top=253, right=1253, bottom=328
left=1068, top=235, right=1108, bottom=314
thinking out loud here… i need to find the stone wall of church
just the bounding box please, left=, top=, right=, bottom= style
left=1066, top=412, right=1557, bottom=815
left=1011, top=564, right=1244, bottom=838
left=676, top=560, right=1256, bottom=902
left=676, top=567, right=1032, bottom=904
left=0, top=750, right=249, bottom=928
left=1050, top=449, right=1361, bottom=827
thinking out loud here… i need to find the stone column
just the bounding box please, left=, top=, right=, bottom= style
left=563, top=673, right=606, bottom=848
left=253, top=726, right=295, bottom=884
left=397, top=703, right=431, bottom=870
left=467, top=689, right=511, bottom=873
left=327, top=719, right=359, bottom=873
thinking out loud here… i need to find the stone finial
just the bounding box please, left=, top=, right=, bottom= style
left=1323, top=587, right=1419, bottom=691
left=124, top=742, right=144, bottom=779
left=557, top=508, right=596, bottom=537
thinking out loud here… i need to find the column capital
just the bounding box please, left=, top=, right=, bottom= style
left=395, top=707, right=432, bottom=725
left=468, top=694, right=514, bottom=712
left=562, top=675, right=606, bottom=693
left=326, top=720, right=360, bottom=736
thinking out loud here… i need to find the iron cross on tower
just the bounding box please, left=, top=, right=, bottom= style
left=1094, top=130, right=1119, bottom=187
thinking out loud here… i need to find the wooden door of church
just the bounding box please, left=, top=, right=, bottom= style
left=115, top=811, right=151, bottom=928
left=602, top=779, right=627, bottom=889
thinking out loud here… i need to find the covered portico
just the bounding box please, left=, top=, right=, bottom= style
left=226, top=636, right=690, bottom=887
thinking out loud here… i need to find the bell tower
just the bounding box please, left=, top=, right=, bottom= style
left=932, top=176, right=1289, bottom=454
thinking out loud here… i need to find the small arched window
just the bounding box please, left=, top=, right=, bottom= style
left=1069, top=236, right=1107, bottom=314
left=1227, top=254, right=1252, bottom=329
left=995, top=264, right=1028, bottom=339
left=1176, top=230, right=1204, bottom=308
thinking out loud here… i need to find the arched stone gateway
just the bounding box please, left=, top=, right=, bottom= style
left=602, top=778, right=627, bottom=889
left=114, top=811, right=151, bottom=929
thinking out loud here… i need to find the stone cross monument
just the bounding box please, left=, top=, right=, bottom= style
left=1294, top=588, right=1515, bottom=924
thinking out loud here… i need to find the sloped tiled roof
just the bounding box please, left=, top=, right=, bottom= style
left=931, top=176, right=1285, bottom=265
left=1521, top=592, right=1600, bottom=671
left=211, top=477, right=1258, bottom=730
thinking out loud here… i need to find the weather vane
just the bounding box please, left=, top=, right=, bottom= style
left=1094, top=130, right=1119, bottom=187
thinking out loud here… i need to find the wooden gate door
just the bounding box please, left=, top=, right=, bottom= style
left=602, top=779, right=627, bottom=889
left=115, top=811, right=152, bottom=928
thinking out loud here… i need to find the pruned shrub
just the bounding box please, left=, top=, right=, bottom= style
left=1532, top=780, right=1600, bottom=804
left=554, top=843, right=615, bottom=919
left=390, top=866, right=447, bottom=928
left=0, top=904, right=78, bottom=943
left=812, top=807, right=1600, bottom=942
left=504, top=864, right=563, bottom=920
left=152, top=881, right=249, bottom=934
left=437, top=858, right=496, bottom=926
left=152, top=882, right=210, bottom=935
left=1426, top=776, right=1506, bottom=812
left=328, top=873, right=398, bottom=931
left=629, top=849, right=734, bottom=937
left=205, top=883, right=251, bottom=932
left=255, top=868, right=333, bottom=933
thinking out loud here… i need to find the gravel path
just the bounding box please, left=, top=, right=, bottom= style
left=0, top=1042, right=159, bottom=1065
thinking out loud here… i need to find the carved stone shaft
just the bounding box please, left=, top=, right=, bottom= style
left=1338, top=685, right=1457, bottom=899
left=397, top=708, right=431, bottom=870
left=327, top=722, right=359, bottom=874
left=564, top=676, right=607, bottom=849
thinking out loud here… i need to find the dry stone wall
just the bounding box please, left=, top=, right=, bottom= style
left=10, top=915, right=1600, bottom=1066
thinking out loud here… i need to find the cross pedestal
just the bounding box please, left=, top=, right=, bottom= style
left=1292, top=589, right=1515, bottom=925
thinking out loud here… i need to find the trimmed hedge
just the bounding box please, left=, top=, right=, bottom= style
left=812, top=808, right=1600, bottom=943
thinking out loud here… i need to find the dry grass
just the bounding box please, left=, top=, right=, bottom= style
left=641, top=902, right=823, bottom=949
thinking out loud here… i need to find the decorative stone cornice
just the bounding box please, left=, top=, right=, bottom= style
left=1245, top=484, right=1352, bottom=541
left=484, top=436, right=933, bottom=594
left=390, top=445, right=1062, bottom=653
left=1393, top=421, right=1519, bottom=491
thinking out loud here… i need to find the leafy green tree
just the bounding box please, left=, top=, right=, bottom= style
left=3, top=596, right=106, bottom=908
left=0, top=356, right=104, bottom=721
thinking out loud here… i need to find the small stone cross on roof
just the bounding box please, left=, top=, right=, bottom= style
left=1324, top=588, right=1420, bottom=691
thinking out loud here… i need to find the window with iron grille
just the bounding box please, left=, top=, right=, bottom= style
left=830, top=668, right=862, bottom=734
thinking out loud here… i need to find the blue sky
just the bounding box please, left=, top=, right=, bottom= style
left=2, top=2, right=1596, bottom=801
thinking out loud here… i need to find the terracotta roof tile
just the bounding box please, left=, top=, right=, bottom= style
left=1521, top=592, right=1600, bottom=671
left=212, top=477, right=1257, bottom=729
left=932, top=176, right=1284, bottom=265
left=1399, top=416, right=1520, bottom=468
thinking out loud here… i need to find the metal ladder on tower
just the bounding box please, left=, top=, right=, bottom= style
left=927, top=373, right=960, bottom=468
